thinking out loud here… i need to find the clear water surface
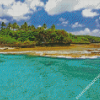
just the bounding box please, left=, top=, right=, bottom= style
left=0, top=54, right=100, bottom=100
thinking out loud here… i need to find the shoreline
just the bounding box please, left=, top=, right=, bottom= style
left=0, top=43, right=100, bottom=59
left=0, top=52, right=100, bottom=59
left=0, top=50, right=100, bottom=59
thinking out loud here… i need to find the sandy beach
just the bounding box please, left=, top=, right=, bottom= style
left=0, top=43, right=100, bottom=58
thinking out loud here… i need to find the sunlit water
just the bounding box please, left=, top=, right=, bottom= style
left=0, top=54, right=100, bottom=100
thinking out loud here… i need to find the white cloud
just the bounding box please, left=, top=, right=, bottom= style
left=58, top=17, right=68, bottom=26
left=7, top=2, right=30, bottom=17
left=37, top=25, right=42, bottom=27
left=71, top=28, right=100, bottom=37
left=0, top=0, right=44, bottom=21
left=61, top=21, right=68, bottom=26
left=45, top=0, right=79, bottom=15
left=74, top=0, right=100, bottom=10
left=82, top=9, right=99, bottom=17
left=72, top=22, right=84, bottom=28
left=0, top=18, right=8, bottom=23
left=30, top=0, right=44, bottom=10
left=59, top=17, right=65, bottom=22
left=13, top=15, right=30, bottom=21
left=0, top=0, right=14, bottom=6
left=0, top=6, right=7, bottom=16
left=25, top=0, right=44, bottom=11
left=45, top=0, right=100, bottom=16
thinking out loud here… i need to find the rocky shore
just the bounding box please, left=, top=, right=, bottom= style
left=0, top=43, right=100, bottom=58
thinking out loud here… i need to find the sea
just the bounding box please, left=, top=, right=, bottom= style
left=0, top=54, right=100, bottom=100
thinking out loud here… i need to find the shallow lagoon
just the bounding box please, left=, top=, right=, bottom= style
left=0, top=54, right=100, bottom=100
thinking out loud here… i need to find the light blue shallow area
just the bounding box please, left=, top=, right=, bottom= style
left=0, top=54, right=100, bottom=100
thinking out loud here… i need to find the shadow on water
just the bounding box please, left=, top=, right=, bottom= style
left=43, top=61, right=56, bottom=66
left=36, top=57, right=100, bottom=80
left=27, top=56, right=100, bottom=81
left=0, top=55, right=5, bottom=63
left=0, top=60, right=4, bottom=63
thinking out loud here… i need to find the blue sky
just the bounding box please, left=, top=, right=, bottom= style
left=0, top=0, right=100, bottom=36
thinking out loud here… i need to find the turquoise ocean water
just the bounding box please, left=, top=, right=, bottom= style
left=0, top=54, right=100, bottom=100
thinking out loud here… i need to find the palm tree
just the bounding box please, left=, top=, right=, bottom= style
left=7, top=23, right=12, bottom=30
left=12, top=22, right=18, bottom=31
left=23, top=22, right=28, bottom=31
left=37, top=27, right=44, bottom=32
left=42, top=23, right=47, bottom=30
left=51, top=24, right=55, bottom=31
left=21, top=24, right=24, bottom=30
left=1, top=22, right=6, bottom=29
left=31, top=25, right=35, bottom=31
left=28, top=25, right=31, bottom=30
left=17, top=25, right=20, bottom=30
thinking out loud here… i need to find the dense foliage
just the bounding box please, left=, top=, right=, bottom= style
left=0, top=22, right=100, bottom=47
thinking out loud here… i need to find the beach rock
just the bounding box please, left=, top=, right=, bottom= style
left=15, top=47, right=20, bottom=49
left=4, top=48, right=8, bottom=50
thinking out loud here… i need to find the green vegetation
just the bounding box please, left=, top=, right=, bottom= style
left=70, top=35, right=100, bottom=44
left=0, top=22, right=100, bottom=47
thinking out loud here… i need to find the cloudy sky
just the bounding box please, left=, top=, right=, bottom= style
left=0, top=0, right=100, bottom=36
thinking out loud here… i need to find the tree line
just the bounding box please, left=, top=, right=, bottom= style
left=1, top=22, right=55, bottom=31
left=0, top=22, right=100, bottom=47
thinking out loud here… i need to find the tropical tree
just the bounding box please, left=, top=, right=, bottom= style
left=21, top=25, right=24, bottom=30
left=12, top=22, right=19, bottom=31
left=23, top=22, right=28, bottom=31
left=30, top=25, right=35, bottom=31
left=42, top=23, right=47, bottom=30
left=1, top=22, right=6, bottom=29
left=20, top=22, right=28, bottom=31
left=7, top=23, right=12, bottom=30
left=51, top=24, right=55, bottom=31
left=28, top=26, right=31, bottom=30
left=37, top=27, right=44, bottom=32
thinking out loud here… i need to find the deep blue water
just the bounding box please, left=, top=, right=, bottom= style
left=0, top=54, right=100, bottom=100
